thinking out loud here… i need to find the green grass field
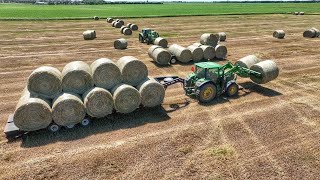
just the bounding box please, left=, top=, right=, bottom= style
left=0, top=3, right=320, bottom=19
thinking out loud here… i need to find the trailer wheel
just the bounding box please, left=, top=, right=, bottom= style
left=170, top=57, right=177, bottom=64
left=81, top=118, right=91, bottom=126
left=226, top=83, right=239, bottom=97
left=48, top=124, right=60, bottom=132
left=66, top=124, right=75, bottom=129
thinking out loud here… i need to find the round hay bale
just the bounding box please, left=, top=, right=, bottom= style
left=215, top=45, right=227, bottom=59
left=303, top=29, right=316, bottom=38
left=117, top=56, right=148, bottom=86
left=93, top=16, right=99, bottom=20
left=168, top=44, right=192, bottom=63
left=13, top=89, right=52, bottom=131
left=201, top=45, right=215, bottom=60
left=114, top=22, right=122, bottom=28
left=111, top=84, right=141, bottom=114
left=91, top=58, right=122, bottom=89
left=294, top=12, right=299, bottom=15
left=52, top=93, right=86, bottom=126
left=127, top=23, right=132, bottom=28
left=123, top=28, right=132, bottom=35
left=235, top=55, right=260, bottom=70
left=148, top=45, right=162, bottom=57
left=27, top=66, right=62, bottom=99
left=273, top=30, right=285, bottom=39
left=311, top=27, right=320, bottom=37
left=107, top=17, right=113, bottom=23
left=115, top=19, right=120, bottom=22
left=137, top=77, right=165, bottom=107
left=218, top=32, right=227, bottom=41
left=250, top=60, right=279, bottom=84
left=131, top=24, right=138, bottom=31
left=62, top=61, right=93, bottom=94
left=193, top=43, right=202, bottom=47
left=114, top=38, right=128, bottom=49
left=150, top=48, right=171, bottom=65
left=154, top=37, right=168, bottom=48
left=120, top=26, right=127, bottom=34
left=83, top=30, right=95, bottom=40
left=299, top=12, right=305, bottom=15
left=118, top=20, right=124, bottom=26
left=83, top=87, right=113, bottom=118
left=187, top=45, right=203, bottom=62
left=200, top=33, right=219, bottom=46
left=89, top=30, right=96, bottom=38
left=112, top=21, right=116, bottom=27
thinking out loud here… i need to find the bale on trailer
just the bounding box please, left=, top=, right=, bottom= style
left=250, top=60, right=279, bottom=84
left=83, top=87, right=114, bottom=118
left=148, top=45, right=162, bottom=57
left=111, top=84, right=141, bottom=114
left=187, top=45, right=203, bottom=62
left=235, top=55, right=260, bottom=70
left=200, top=45, right=215, bottom=60
left=27, top=66, right=62, bottom=99
left=117, top=56, right=148, bottom=86
left=215, top=45, right=227, bottom=59
left=93, top=16, right=99, bottom=20
left=91, top=58, right=122, bottom=90
left=131, top=24, right=138, bottom=31
left=83, top=30, right=96, bottom=40
left=114, top=38, right=128, bottom=49
left=168, top=44, right=192, bottom=63
left=62, top=61, right=93, bottom=94
left=218, top=32, right=227, bottom=41
left=107, top=17, right=113, bottom=23
left=148, top=46, right=171, bottom=65
left=13, top=89, right=52, bottom=131
left=114, top=22, right=122, bottom=28
left=137, top=77, right=165, bottom=107
left=123, top=28, right=132, bottom=35
left=52, top=93, right=86, bottom=126
left=273, top=30, right=285, bottom=39
left=200, top=33, right=219, bottom=46
left=154, top=37, right=168, bottom=48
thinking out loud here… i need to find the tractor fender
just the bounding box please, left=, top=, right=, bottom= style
left=226, top=80, right=237, bottom=88
left=195, top=80, right=215, bottom=90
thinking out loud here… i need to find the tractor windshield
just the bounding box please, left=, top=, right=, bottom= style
left=195, top=66, right=205, bottom=78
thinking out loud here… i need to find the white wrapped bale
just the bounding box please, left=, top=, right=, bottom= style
left=218, top=32, right=227, bottom=41
left=150, top=48, right=171, bottom=65
left=154, top=37, right=168, bottom=48
left=294, top=12, right=299, bottom=15
left=83, top=87, right=113, bottom=118
left=120, top=26, right=127, bottom=34
left=235, top=55, right=260, bottom=70
left=273, top=30, right=285, bottom=39
left=114, top=38, right=128, bottom=49
left=112, top=21, right=116, bottom=27
left=123, top=28, right=132, bottom=35
left=168, top=44, right=192, bottom=63
left=200, top=45, right=215, bottom=60
left=111, top=84, right=141, bottom=114
left=52, top=93, right=86, bottom=126
left=137, top=77, right=165, bottom=107
left=107, top=17, right=113, bottom=23
left=118, top=20, right=124, bottom=26
left=187, top=45, right=203, bottom=62
left=131, top=24, right=138, bottom=31
left=215, top=45, right=227, bottom=59
left=13, top=89, right=52, bottom=131
left=200, top=33, right=219, bottom=46
left=91, top=58, right=122, bottom=90
left=93, top=16, right=99, bottom=20
left=62, top=61, right=93, bottom=94
left=114, top=22, right=122, bottom=28
left=127, top=23, right=132, bottom=28
left=27, top=66, right=62, bottom=99
left=83, top=30, right=96, bottom=40
left=117, top=56, right=148, bottom=86
left=250, top=60, right=279, bottom=84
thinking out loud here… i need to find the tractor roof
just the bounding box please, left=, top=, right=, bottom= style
left=195, top=62, right=221, bottom=69
left=142, top=28, right=151, bottom=31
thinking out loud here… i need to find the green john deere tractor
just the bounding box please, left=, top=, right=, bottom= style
left=139, top=28, right=160, bottom=45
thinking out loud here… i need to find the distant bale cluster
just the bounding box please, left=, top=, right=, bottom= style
left=106, top=17, right=139, bottom=35
left=13, top=57, right=165, bottom=131
left=294, top=12, right=305, bottom=15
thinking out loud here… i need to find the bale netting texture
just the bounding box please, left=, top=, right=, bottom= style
left=131, top=24, right=138, bottom=31
left=52, top=93, right=86, bottom=126
left=200, top=33, right=219, bottom=46
left=114, top=38, right=128, bottom=49
left=273, top=30, right=285, bottom=39
left=187, top=45, right=203, bottom=62
left=154, top=37, right=168, bottom=48
left=250, top=60, right=279, bottom=84
left=151, top=48, right=171, bottom=65
left=137, top=77, right=165, bottom=107
left=91, top=58, right=122, bottom=90
left=123, top=28, right=132, bottom=35
left=111, top=84, right=141, bottom=114
left=168, top=44, right=192, bottom=63
left=27, top=66, right=62, bottom=99
left=235, top=55, right=260, bottom=72
left=83, top=87, right=114, bottom=118
left=107, top=17, right=113, bottom=23
left=62, top=61, right=93, bottom=94
left=303, top=29, right=316, bottom=38
left=215, top=45, right=227, bottom=59
left=218, top=32, right=227, bottom=41
left=117, top=56, right=148, bottom=86
left=201, top=45, right=215, bottom=60
left=13, top=89, right=52, bottom=131
left=83, top=30, right=95, bottom=40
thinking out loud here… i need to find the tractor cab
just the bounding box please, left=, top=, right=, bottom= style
left=142, top=28, right=152, bottom=36
left=193, top=62, right=222, bottom=83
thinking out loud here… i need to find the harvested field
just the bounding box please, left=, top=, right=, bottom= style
left=0, top=14, right=320, bottom=179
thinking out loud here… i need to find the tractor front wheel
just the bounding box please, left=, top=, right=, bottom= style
left=139, top=35, right=144, bottom=43
left=196, top=83, right=217, bottom=103
left=226, top=83, right=239, bottom=97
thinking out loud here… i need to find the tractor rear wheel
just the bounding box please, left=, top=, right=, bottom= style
left=196, top=83, right=217, bottom=103
left=226, top=83, right=239, bottom=97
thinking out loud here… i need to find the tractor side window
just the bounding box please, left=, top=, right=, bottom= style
left=196, top=67, right=205, bottom=78
left=207, top=68, right=218, bottom=81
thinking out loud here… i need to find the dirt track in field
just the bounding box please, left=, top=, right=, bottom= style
left=0, top=14, right=320, bottom=179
